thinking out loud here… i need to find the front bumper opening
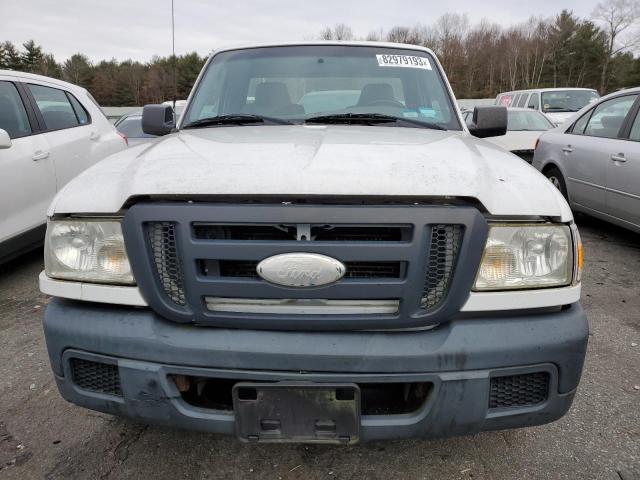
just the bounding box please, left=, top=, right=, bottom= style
left=489, top=372, right=550, bottom=409
left=169, top=375, right=432, bottom=416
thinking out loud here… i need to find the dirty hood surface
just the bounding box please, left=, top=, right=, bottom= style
left=50, top=125, right=571, bottom=220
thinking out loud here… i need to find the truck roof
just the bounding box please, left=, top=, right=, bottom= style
left=209, top=40, right=437, bottom=57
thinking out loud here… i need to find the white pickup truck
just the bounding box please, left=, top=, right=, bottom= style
left=40, top=41, right=587, bottom=444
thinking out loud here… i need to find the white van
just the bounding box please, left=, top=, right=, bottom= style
left=495, top=88, right=599, bottom=125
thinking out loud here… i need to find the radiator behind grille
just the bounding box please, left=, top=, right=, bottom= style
left=206, top=260, right=403, bottom=279
left=193, top=224, right=409, bottom=242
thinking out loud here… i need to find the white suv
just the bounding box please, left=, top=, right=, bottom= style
left=0, top=71, right=127, bottom=262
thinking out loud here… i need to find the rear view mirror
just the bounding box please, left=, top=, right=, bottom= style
left=142, top=104, right=175, bottom=136
left=468, top=106, right=507, bottom=138
left=0, top=129, right=12, bottom=149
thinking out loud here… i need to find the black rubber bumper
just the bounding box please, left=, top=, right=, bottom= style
left=43, top=299, right=588, bottom=441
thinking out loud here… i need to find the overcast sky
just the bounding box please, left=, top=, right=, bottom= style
left=0, top=0, right=599, bottom=63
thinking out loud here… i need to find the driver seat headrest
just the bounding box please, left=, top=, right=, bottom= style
left=254, top=82, right=292, bottom=109
left=357, top=83, right=396, bottom=106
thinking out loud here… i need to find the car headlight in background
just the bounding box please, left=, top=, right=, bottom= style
left=474, top=224, right=575, bottom=291
left=44, top=220, right=134, bottom=284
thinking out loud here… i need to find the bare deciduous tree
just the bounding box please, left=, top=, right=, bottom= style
left=592, top=0, right=640, bottom=92
left=320, top=24, right=354, bottom=41
left=316, top=10, right=620, bottom=98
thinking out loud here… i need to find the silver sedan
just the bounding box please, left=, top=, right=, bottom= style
left=533, top=87, right=640, bottom=233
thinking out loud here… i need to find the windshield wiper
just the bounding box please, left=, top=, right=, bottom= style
left=305, top=113, right=445, bottom=130
left=182, top=114, right=293, bottom=129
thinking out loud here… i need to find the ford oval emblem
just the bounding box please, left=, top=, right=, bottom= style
left=256, top=253, right=346, bottom=287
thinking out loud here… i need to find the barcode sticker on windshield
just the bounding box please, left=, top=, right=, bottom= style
left=376, top=54, right=431, bottom=70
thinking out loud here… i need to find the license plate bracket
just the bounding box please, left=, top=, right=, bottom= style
left=232, top=382, right=360, bottom=444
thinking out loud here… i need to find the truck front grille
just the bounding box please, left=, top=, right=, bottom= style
left=125, top=203, right=484, bottom=330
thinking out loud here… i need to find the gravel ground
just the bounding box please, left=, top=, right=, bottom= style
left=0, top=214, right=638, bottom=480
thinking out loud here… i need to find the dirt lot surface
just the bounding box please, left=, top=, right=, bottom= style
left=0, top=215, right=638, bottom=480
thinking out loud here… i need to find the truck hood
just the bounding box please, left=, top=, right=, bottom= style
left=49, top=125, right=572, bottom=221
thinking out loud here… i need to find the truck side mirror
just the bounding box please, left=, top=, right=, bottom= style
left=468, top=106, right=507, bottom=138
left=0, top=129, right=12, bottom=149
left=142, top=104, right=175, bottom=136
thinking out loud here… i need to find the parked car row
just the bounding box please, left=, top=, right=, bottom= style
left=1, top=40, right=635, bottom=444
left=2, top=65, right=639, bottom=269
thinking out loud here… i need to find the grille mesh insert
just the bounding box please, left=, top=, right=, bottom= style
left=148, top=222, right=187, bottom=306
left=70, top=358, right=122, bottom=396
left=489, top=372, right=549, bottom=409
left=422, top=224, right=462, bottom=309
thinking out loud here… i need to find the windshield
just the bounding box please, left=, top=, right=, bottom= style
left=183, top=45, right=461, bottom=130
left=541, top=90, right=599, bottom=113
left=507, top=110, right=554, bottom=131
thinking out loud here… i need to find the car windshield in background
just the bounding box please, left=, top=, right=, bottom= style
left=541, top=90, right=599, bottom=113
left=507, top=110, right=555, bottom=131
left=183, top=45, right=461, bottom=130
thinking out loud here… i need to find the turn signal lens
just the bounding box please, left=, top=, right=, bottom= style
left=478, top=245, right=517, bottom=282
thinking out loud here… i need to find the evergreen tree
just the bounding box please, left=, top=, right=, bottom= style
left=21, top=40, right=44, bottom=73
left=1, top=41, right=22, bottom=70
left=62, top=54, right=93, bottom=88
left=37, top=53, right=63, bottom=78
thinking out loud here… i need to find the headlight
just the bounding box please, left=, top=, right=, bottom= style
left=44, top=220, right=134, bottom=284
left=474, top=224, right=573, bottom=290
